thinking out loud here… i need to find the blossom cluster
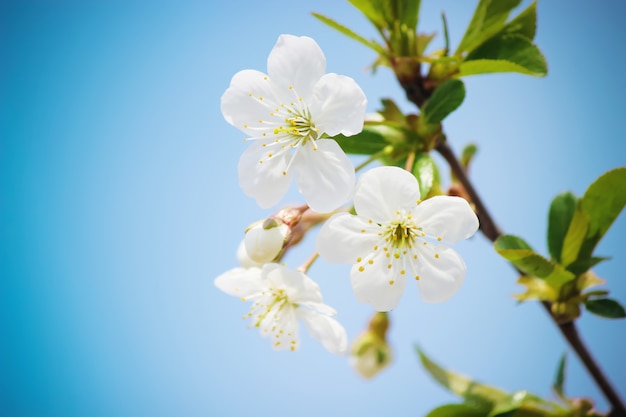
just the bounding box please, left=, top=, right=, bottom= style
left=214, top=34, right=479, bottom=358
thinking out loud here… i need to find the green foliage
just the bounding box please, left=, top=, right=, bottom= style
left=421, top=79, right=466, bottom=125
left=584, top=298, right=626, bottom=319
left=311, top=13, right=386, bottom=55
left=547, top=192, right=577, bottom=263
left=494, top=235, right=575, bottom=287
left=560, top=168, right=626, bottom=269
left=552, top=354, right=567, bottom=399
left=455, top=0, right=546, bottom=77
left=460, top=34, right=547, bottom=76
left=412, top=153, right=440, bottom=198
left=460, top=143, right=478, bottom=169
left=417, top=348, right=573, bottom=417
left=425, top=404, right=487, bottom=417
left=456, top=0, right=522, bottom=55
left=333, top=125, right=393, bottom=155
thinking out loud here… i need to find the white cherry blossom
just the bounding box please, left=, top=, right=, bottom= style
left=221, top=34, right=367, bottom=213
left=316, top=166, right=479, bottom=311
left=214, top=263, right=348, bottom=354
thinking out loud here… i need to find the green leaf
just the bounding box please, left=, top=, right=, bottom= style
left=547, top=192, right=577, bottom=263
left=397, top=0, right=422, bottom=29
left=425, top=404, right=488, bottom=417
left=333, top=125, right=392, bottom=155
left=578, top=167, right=626, bottom=259
left=502, top=0, right=537, bottom=39
left=312, top=13, right=386, bottom=55
left=412, top=153, right=439, bottom=198
left=417, top=348, right=507, bottom=411
left=456, top=0, right=522, bottom=54
left=347, top=0, right=387, bottom=28
left=379, top=98, right=406, bottom=124
left=585, top=298, right=626, bottom=319
left=552, top=353, right=567, bottom=398
left=421, top=79, right=465, bottom=125
left=494, top=235, right=575, bottom=287
left=561, top=205, right=588, bottom=267
left=460, top=143, right=478, bottom=168
left=417, top=32, right=437, bottom=56
left=566, top=256, right=609, bottom=276
left=460, top=34, right=547, bottom=77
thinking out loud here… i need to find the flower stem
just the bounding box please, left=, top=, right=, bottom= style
left=404, top=151, right=416, bottom=172
left=297, top=252, right=319, bottom=274
left=435, top=138, right=625, bottom=416
left=354, top=145, right=393, bottom=173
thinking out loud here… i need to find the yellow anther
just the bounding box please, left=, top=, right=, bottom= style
left=389, top=280, right=395, bottom=285
left=358, top=266, right=364, bottom=272
left=435, top=253, right=440, bottom=259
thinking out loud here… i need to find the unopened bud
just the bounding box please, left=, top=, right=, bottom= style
left=236, top=240, right=263, bottom=268
left=244, top=219, right=289, bottom=264
left=349, top=312, right=392, bottom=379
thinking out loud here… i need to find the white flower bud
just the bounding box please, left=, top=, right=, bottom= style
left=243, top=220, right=289, bottom=264
left=236, top=240, right=263, bottom=268
left=349, top=312, right=392, bottom=379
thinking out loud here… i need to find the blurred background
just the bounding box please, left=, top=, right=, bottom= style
left=1, top=1, right=625, bottom=416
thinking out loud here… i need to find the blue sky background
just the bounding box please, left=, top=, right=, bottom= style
left=1, top=1, right=625, bottom=416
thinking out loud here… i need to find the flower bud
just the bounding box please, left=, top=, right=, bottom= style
left=349, top=312, right=392, bottom=379
left=236, top=240, right=263, bottom=268
left=243, top=219, right=289, bottom=264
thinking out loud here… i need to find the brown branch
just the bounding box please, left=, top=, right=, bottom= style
left=436, top=138, right=625, bottom=416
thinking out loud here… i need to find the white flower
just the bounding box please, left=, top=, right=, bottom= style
left=316, top=166, right=479, bottom=311
left=221, top=34, right=367, bottom=213
left=243, top=219, right=289, bottom=264
left=214, top=263, right=348, bottom=354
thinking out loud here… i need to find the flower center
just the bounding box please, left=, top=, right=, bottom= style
left=273, top=108, right=319, bottom=145
left=386, top=217, right=418, bottom=250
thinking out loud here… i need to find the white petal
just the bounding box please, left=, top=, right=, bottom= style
left=293, top=139, right=355, bottom=213
left=214, top=267, right=264, bottom=298
left=316, top=212, right=380, bottom=264
left=296, top=309, right=348, bottom=355
left=267, top=35, right=326, bottom=100
left=350, top=251, right=407, bottom=311
left=309, top=73, right=367, bottom=136
left=354, top=166, right=420, bottom=222
left=262, top=264, right=323, bottom=304
left=244, top=223, right=288, bottom=263
left=415, top=244, right=466, bottom=303
left=238, top=142, right=292, bottom=209
left=220, top=69, right=281, bottom=137
left=415, top=196, right=479, bottom=244
left=236, top=240, right=264, bottom=268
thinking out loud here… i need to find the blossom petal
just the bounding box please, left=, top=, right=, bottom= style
left=350, top=251, right=407, bottom=311
left=214, top=267, right=264, bottom=298
left=262, top=264, right=323, bottom=305
left=221, top=69, right=280, bottom=137
left=415, top=196, right=479, bottom=244
left=316, top=212, right=380, bottom=264
left=415, top=244, right=466, bottom=303
left=354, top=166, right=420, bottom=222
left=267, top=34, right=326, bottom=100
left=236, top=240, right=264, bottom=268
left=244, top=223, right=288, bottom=263
left=296, top=309, right=348, bottom=355
left=293, top=139, right=355, bottom=213
left=238, top=142, right=292, bottom=209
left=309, top=73, right=367, bottom=136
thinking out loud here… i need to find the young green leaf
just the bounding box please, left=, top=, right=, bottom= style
left=494, top=235, right=575, bottom=286
left=456, top=0, right=522, bottom=55
left=578, top=167, right=626, bottom=260
left=460, top=143, right=478, bottom=169
left=417, top=348, right=508, bottom=411
left=312, top=13, right=386, bottom=55
left=421, top=79, right=465, bottom=125
left=552, top=353, right=567, bottom=398
left=425, top=404, right=488, bottom=417
left=460, top=34, right=547, bottom=77
left=547, top=191, right=577, bottom=263
left=412, top=153, right=439, bottom=198
left=501, top=0, right=537, bottom=39
left=347, top=0, right=387, bottom=28
left=584, top=298, right=626, bottom=319
left=397, top=0, right=422, bottom=30
left=379, top=98, right=406, bottom=124
left=332, top=125, right=393, bottom=155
